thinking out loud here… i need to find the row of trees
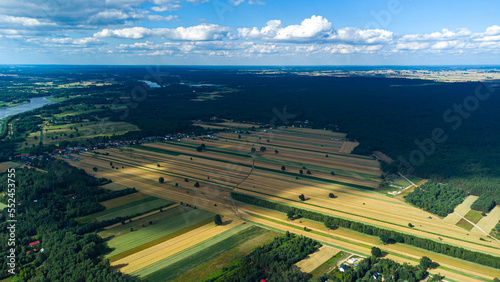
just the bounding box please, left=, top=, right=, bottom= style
left=231, top=192, right=500, bottom=269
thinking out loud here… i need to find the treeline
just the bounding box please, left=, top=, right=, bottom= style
left=205, top=231, right=321, bottom=281
left=0, top=160, right=138, bottom=281
left=231, top=192, right=500, bottom=269
left=471, top=194, right=497, bottom=213
left=404, top=181, right=468, bottom=217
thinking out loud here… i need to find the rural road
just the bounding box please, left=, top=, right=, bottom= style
left=454, top=212, right=500, bottom=244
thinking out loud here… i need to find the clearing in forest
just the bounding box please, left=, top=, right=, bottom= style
left=295, top=246, right=340, bottom=273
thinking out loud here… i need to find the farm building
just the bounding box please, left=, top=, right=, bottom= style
left=339, top=264, right=349, bottom=272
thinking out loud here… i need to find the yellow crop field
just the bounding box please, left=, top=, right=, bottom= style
left=339, top=141, right=359, bottom=154
left=295, top=246, right=340, bottom=273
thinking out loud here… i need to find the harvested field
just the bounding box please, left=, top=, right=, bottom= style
left=445, top=195, right=479, bottom=224
left=339, top=141, right=359, bottom=154
left=456, top=196, right=479, bottom=215
left=99, top=192, right=150, bottom=209
left=372, top=151, right=394, bottom=164
left=295, top=246, right=340, bottom=273
left=472, top=206, right=500, bottom=236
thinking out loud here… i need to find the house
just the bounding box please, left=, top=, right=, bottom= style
left=29, top=240, right=40, bottom=247
left=349, top=258, right=357, bottom=264
left=372, top=273, right=381, bottom=280
left=339, top=264, right=349, bottom=272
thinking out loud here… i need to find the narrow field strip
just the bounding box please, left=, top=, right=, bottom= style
left=97, top=198, right=172, bottom=222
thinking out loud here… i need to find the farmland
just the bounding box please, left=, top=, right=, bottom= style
left=76, top=195, right=173, bottom=223
left=295, top=246, right=340, bottom=273
left=60, top=125, right=500, bottom=281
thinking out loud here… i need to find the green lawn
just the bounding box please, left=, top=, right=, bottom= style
left=105, top=206, right=213, bottom=260
left=139, top=224, right=255, bottom=280
left=392, top=178, right=411, bottom=188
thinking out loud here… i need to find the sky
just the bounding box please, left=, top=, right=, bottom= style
left=0, top=0, right=499, bottom=65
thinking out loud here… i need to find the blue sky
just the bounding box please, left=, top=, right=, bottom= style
left=0, top=0, right=499, bottom=65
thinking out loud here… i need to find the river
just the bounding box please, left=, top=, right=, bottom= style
left=0, top=97, right=53, bottom=121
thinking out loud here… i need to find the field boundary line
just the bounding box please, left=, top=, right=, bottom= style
left=454, top=212, right=500, bottom=244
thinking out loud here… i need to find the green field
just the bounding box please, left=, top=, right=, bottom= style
left=98, top=206, right=178, bottom=238
left=139, top=224, right=258, bottom=280
left=101, top=183, right=129, bottom=191
left=100, top=192, right=151, bottom=209
left=105, top=206, right=213, bottom=259
left=464, top=210, right=483, bottom=224
left=97, top=198, right=172, bottom=222
left=456, top=210, right=483, bottom=231
left=456, top=218, right=475, bottom=231
left=76, top=197, right=171, bottom=223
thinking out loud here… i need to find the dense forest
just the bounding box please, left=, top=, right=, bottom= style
left=0, top=160, right=137, bottom=281
left=471, top=194, right=497, bottom=213
left=206, top=231, right=321, bottom=282
left=231, top=192, right=500, bottom=269
left=404, top=181, right=468, bottom=217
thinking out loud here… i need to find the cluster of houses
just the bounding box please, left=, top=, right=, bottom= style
left=26, top=240, right=44, bottom=256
